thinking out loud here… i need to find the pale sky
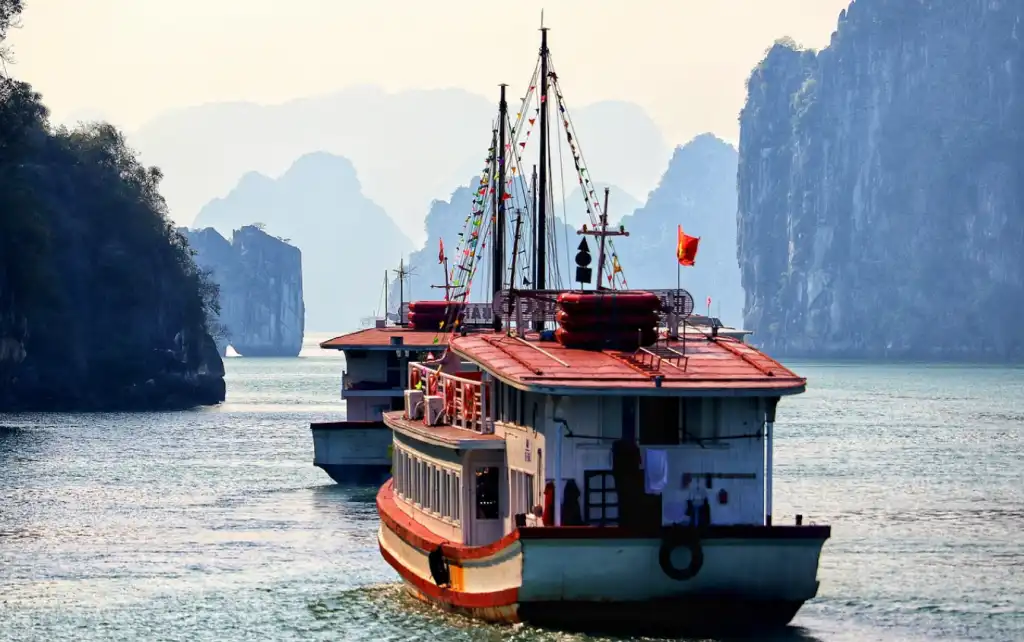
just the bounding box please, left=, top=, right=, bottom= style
left=7, top=0, right=851, bottom=145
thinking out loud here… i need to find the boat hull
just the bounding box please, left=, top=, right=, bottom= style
left=377, top=482, right=829, bottom=634
left=311, top=421, right=392, bottom=485
left=316, top=462, right=391, bottom=485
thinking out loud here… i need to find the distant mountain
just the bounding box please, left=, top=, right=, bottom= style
left=614, top=134, right=743, bottom=325
left=129, top=88, right=670, bottom=241
left=564, top=182, right=641, bottom=229
left=194, top=152, right=412, bottom=332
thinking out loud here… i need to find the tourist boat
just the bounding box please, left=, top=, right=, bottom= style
left=374, top=25, right=830, bottom=635
left=311, top=269, right=498, bottom=484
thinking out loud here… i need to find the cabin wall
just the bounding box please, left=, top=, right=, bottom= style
left=392, top=432, right=464, bottom=543
left=643, top=397, right=766, bottom=526
left=530, top=392, right=768, bottom=527
left=344, top=351, right=387, bottom=383
left=536, top=395, right=619, bottom=524
left=344, top=397, right=395, bottom=421
left=503, top=424, right=544, bottom=530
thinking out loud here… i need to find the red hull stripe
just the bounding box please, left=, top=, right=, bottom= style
left=379, top=539, right=519, bottom=609
left=517, top=524, right=832, bottom=540
left=377, top=481, right=521, bottom=561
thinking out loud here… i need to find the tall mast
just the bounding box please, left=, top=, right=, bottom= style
left=530, top=164, right=538, bottom=286
left=493, top=84, right=508, bottom=328
left=535, top=25, right=550, bottom=294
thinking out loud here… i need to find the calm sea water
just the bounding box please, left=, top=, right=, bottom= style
left=1, top=334, right=1022, bottom=642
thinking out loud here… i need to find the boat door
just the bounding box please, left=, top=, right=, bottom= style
left=463, top=451, right=506, bottom=546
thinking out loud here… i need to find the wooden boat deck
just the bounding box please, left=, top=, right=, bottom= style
left=383, top=410, right=505, bottom=450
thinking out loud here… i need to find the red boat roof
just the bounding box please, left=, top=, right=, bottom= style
left=320, top=327, right=450, bottom=351
left=449, top=332, right=805, bottom=396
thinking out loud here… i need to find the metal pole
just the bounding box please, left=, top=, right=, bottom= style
left=595, top=187, right=610, bottom=290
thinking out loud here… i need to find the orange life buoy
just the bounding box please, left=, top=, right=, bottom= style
left=462, top=382, right=476, bottom=420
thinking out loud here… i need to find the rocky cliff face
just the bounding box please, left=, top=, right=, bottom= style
left=738, top=0, right=1024, bottom=360
left=182, top=226, right=304, bottom=357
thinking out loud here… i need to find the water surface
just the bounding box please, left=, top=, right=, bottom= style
left=2, top=346, right=1021, bottom=641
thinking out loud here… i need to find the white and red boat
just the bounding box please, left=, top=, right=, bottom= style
left=376, top=26, right=829, bottom=635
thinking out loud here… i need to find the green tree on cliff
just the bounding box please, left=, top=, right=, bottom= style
left=1, top=1, right=224, bottom=408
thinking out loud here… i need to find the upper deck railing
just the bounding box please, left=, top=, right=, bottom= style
left=407, top=362, right=493, bottom=434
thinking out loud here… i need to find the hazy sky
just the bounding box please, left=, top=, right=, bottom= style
left=8, top=0, right=850, bottom=145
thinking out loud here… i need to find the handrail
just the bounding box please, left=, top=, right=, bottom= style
left=406, top=361, right=492, bottom=434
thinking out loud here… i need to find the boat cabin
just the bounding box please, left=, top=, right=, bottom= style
left=384, top=324, right=806, bottom=547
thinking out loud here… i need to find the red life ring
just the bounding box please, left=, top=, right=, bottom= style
left=462, top=382, right=476, bottom=420
left=444, top=381, right=456, bottom=418
left=427, top=373, right=439, bottom=396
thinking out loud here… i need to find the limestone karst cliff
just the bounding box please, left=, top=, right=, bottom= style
left=194, top=152, right=411, bottom=332
left=182, top=226, right=304, bottom=357
left=738, top=0, right=1024, bottom=360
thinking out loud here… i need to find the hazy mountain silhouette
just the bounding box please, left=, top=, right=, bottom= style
left=613, top=134, right=743, bottom=325
left=564, top=181, right=641, bottom=229
left=194, top=152, right=412, bottom=332
left=129, top=88, right=670, bottom=241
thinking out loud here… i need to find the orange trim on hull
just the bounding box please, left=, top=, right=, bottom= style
left=379, top=537, right=520, bottom=613
left=377, top=480, right=521, bottom=561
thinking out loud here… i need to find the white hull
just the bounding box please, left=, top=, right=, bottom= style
left=377, top=483, right=828, bottom=633
left=311, top=422, right=392, bottom=484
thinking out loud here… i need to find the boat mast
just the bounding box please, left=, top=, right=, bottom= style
left=492, top=84, right=508, bottom=329
left=530, top=164, right=538, bottom=287
left=534, top=23, right=550, bottom=330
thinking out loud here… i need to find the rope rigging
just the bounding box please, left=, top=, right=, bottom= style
left=424, top=40, right=634, bottom=343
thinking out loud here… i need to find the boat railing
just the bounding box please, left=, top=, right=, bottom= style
left=407, top=361, right=493, bottom=434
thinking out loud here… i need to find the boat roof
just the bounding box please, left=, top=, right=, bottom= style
left=449, top=332, right=805, bottom=397
left=320, top=326, right=449, bottom=351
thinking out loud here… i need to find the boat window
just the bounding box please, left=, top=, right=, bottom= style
left=394, top=448, right=402, bottom=497
left=441, top=470, right=449, bottom=517
left=475, top=466, right=500, bottom=520
left=510, top=469, right=535, bottom=519
left=436, top=464, right=444, bottom=514
left=393, top=446, right=462, bottom=525
left=418, top=461, right=426, bottom=507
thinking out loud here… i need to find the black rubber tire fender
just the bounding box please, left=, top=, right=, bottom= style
left=658, top=528, right=704, bottom=581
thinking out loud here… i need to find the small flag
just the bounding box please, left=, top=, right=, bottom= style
left=707, top=296, right=712, bottom=308
left=676, top=225, right=700, bottom=267
left=438, top=238, right=445, bottom=264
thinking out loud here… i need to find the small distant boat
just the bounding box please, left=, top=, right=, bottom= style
left=311, top=267, right=489, bottom=485
left=374, top=23, right=830, bottom=636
